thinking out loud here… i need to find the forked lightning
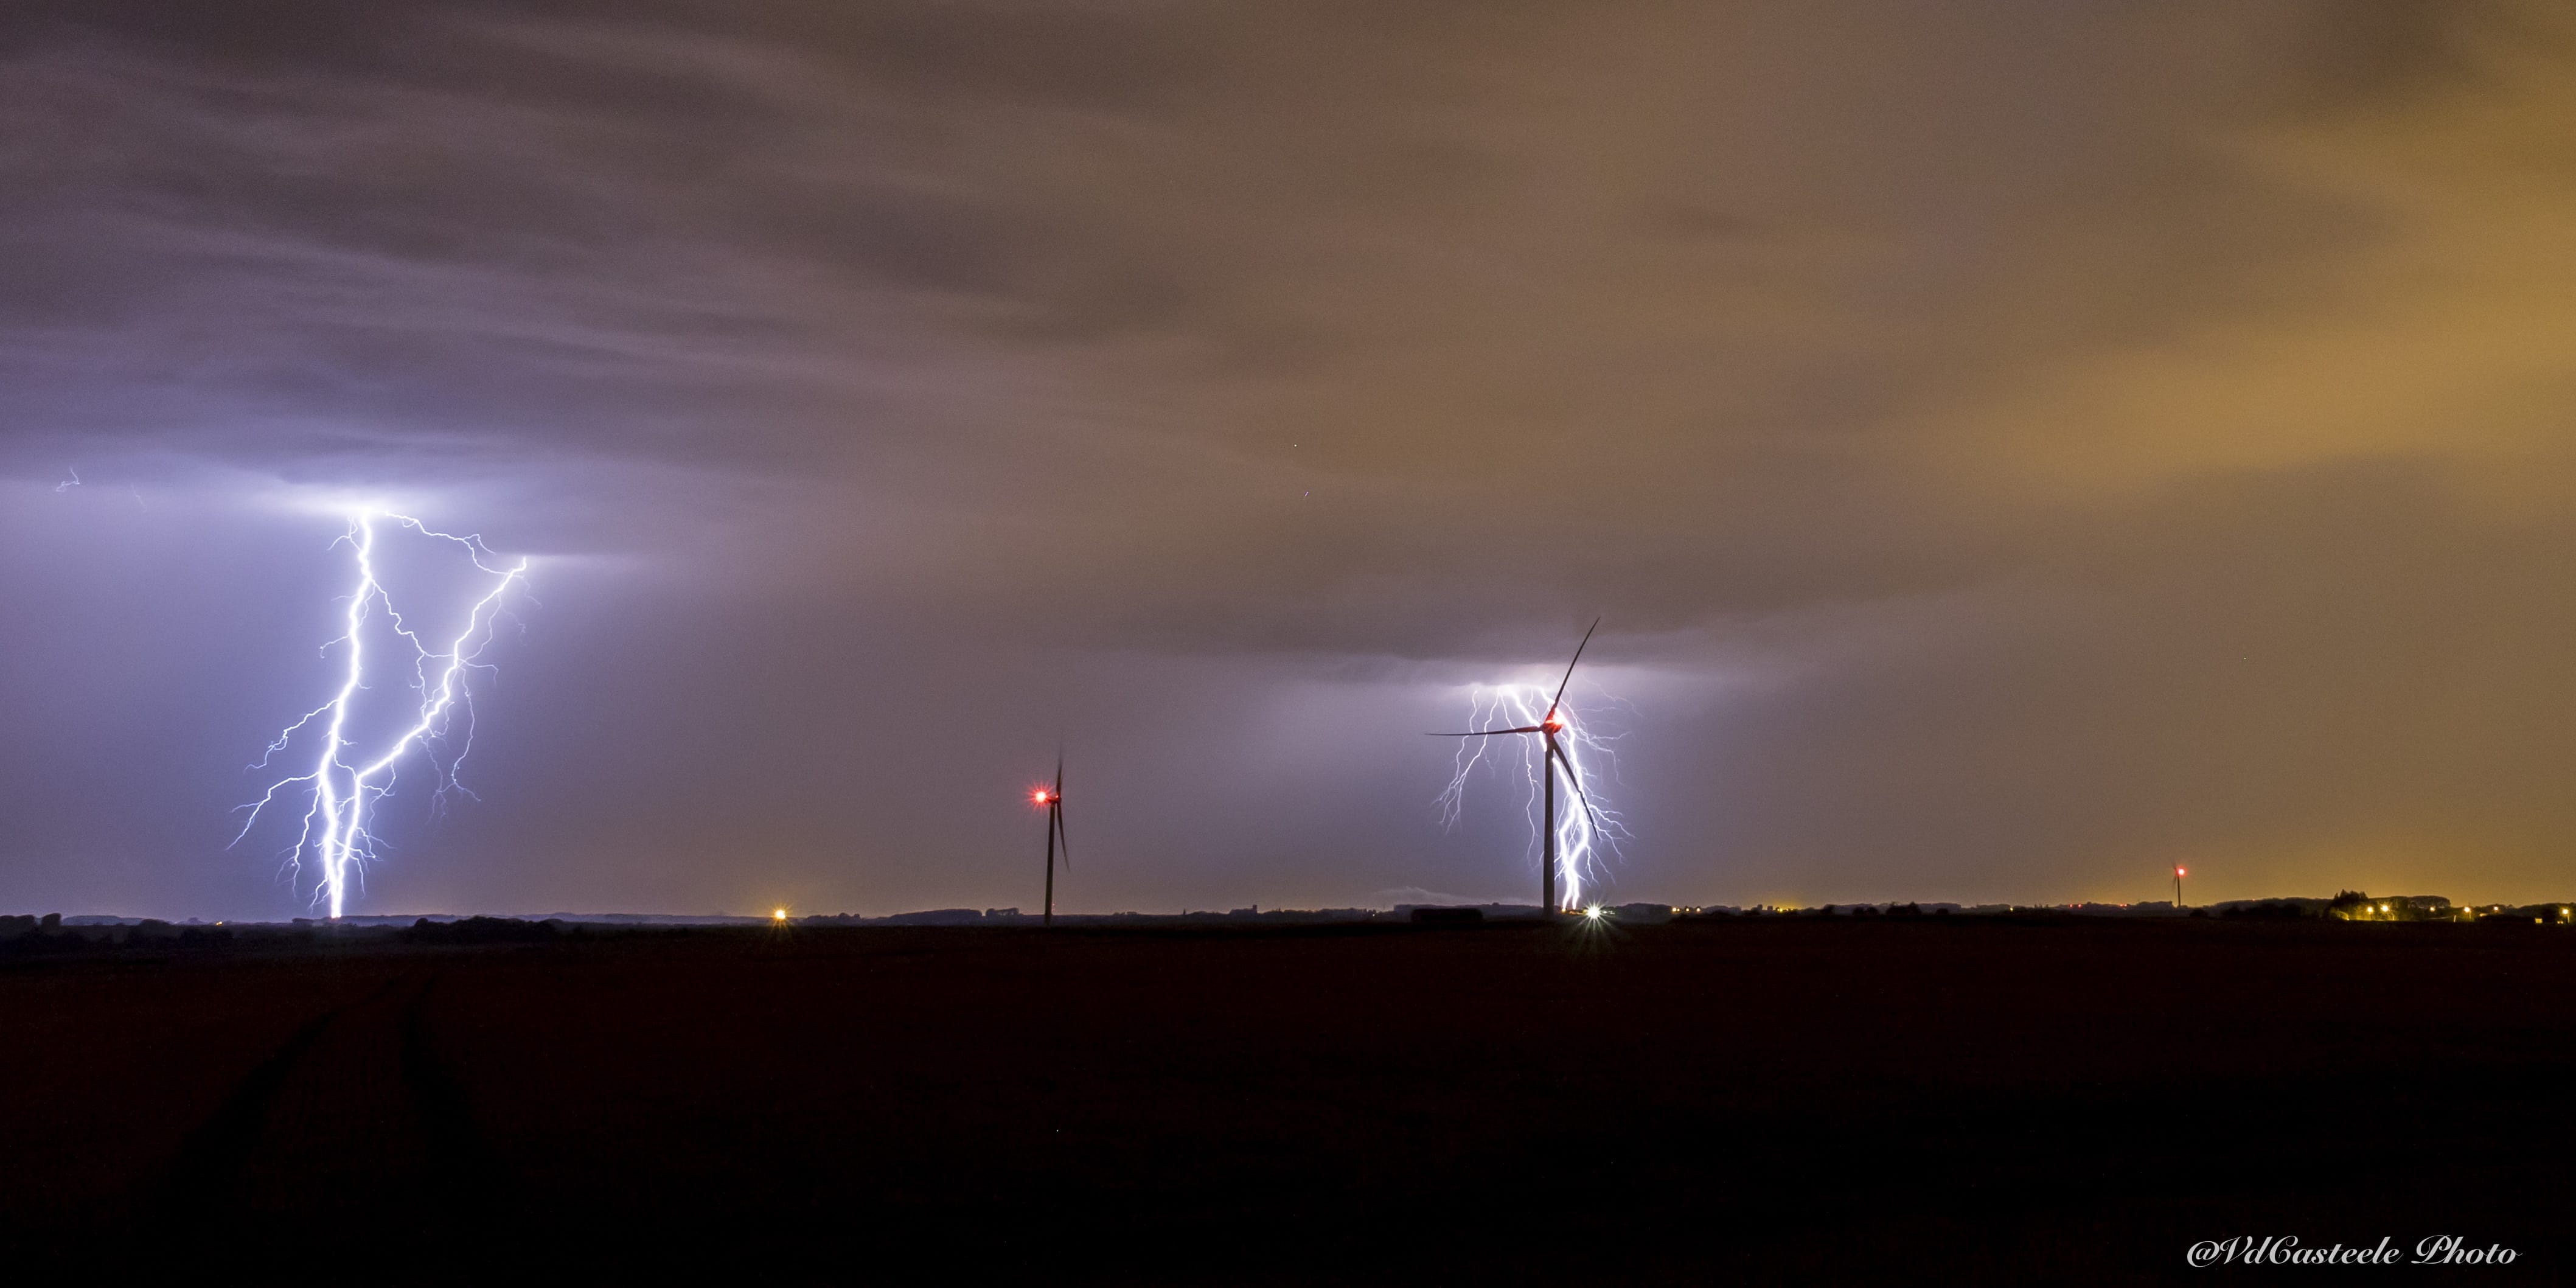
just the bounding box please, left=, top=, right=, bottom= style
left=1435, top=619, right=1631, bottom=912
left=233, top=511, right=527, bottom=918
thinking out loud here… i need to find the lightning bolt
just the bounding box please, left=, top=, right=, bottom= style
left=233, top=511, right=528, bottom=919
left=1437, top=684, right=1632, bottom=909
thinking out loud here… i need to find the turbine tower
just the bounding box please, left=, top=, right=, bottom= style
left=1032, top=757, right=1070, bottom=926
left=1433, top=619, right=1605, bottom=915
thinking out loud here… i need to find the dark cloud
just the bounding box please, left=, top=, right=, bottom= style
left=4, top=1, right=2573, bottom=918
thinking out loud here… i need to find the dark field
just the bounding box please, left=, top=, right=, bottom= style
left=5, top=919, right=2571, bottom=1283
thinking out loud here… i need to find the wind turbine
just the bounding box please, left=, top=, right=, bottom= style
left=1432, top=619, right=1606, bottom=915
left=1032, top=757, right=1070, bottom=926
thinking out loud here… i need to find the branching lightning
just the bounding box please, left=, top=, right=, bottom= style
left=233, top=511, right=527, bottom=919
left=1437, top=683, right=1632, bottom=909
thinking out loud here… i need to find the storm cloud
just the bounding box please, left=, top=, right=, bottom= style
left=5, top=0, right=2574, bottom=918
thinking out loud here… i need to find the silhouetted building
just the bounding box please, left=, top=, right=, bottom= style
left=883, top=908, right=984, bottom=926
left=1408, top=907, right=1483, bottom=925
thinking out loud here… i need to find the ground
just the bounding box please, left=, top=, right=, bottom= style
left=3, top=917, right=2567, bottom=1282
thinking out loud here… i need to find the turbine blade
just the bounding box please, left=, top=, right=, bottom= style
left=1054, top=807, right=1070, bottom=869
left=1551, top=737, right=1606, bottom=836
left=1550, top=617, right=1602, bottom=713
left=1426, top=726, right=1547, bottom=737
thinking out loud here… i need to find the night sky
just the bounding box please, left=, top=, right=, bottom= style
left=5, top=1, right=2574, bottom=920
